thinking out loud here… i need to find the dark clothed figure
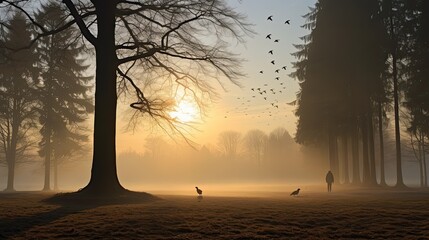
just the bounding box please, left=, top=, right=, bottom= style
left=326, top=171, right=334, bottom=192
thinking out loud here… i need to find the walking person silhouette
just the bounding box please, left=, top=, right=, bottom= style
left=326, top=170, right=334, bottom=192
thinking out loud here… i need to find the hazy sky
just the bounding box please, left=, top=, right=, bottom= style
left=116, top=0, right=317, bottom=153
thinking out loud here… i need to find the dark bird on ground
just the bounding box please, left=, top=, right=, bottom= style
left=282, top=66, right=287, bottom=70
left=263, top=90, right=267, bottom=93
left=290, top=188, right=300, bottom=196
left=257, top=88, right=261, bottom=91
left=264, top=97, right=267, bottom=100
left=251, top=88, right=255, bottom=91
left=266, top=34, right=271, bottom=39
left=275, top=69, right=280, bottom=73
left=267, top=15, right=273, bottom=21
left=275, top=77, right=280, bottom=80
left=268, top=50, right=273, bottom=55
left=195, top=187, right=203, bottom=195
left=264, top=84, right=268, bottom=86
left=274, top=39, right=279, bottom=42
left=271, top=60, right=275, bottom=65
left=259, top=92, right=263, bottom=95
left=285, top=19, right=290, bottom=24
left=270, top=89, right=274, bottom=92
left=280, top=83, right=284, bottom=85
left=252, top=96, right=256, bottom=98
left=259, top=70, right=264, bottom=74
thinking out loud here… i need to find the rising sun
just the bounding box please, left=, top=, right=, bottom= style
left=169, top=100, right=199, bottom=123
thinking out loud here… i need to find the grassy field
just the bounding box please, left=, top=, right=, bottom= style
left=1, top=187, right=429, bottom=239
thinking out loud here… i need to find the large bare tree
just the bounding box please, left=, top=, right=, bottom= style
left=1, top=0, right=251, bottom=195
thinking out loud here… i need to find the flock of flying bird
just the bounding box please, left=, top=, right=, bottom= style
left=223, top=15, right=295, bottom=122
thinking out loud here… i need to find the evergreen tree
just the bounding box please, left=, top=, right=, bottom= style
left=381, top=0, right=409, bottom=187
left=404, top=0, right=429, bottom=187
left=0, top=12, right=37, bottom=191
left=292, top=0, right=386, bottom=185
left=35, top=2, right=93, bottom=191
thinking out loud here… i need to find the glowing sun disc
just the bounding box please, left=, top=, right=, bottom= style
left=169, top=100, right=198, bottom=123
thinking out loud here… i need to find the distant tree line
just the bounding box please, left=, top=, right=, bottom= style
left=291, top=0, right=428, bottom=187
left=140, top=127, right=303, bottom=183
left=0, top=3, right=93, bottom=191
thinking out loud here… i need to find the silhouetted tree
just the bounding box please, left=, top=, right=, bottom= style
left=244, top=129, right=267, bottom=166
left=218, top=131, right=241, bottom=161
left=292, top=0, right=386, bottom=186
left=403, top=0, right=429, bottom=187
left=266, top=127, right=294, bottom=163
left=0, top=12, right=37, bottom=191
left=381, top=0, right=408, bottom=187
left=35, top=2, right=93, bottom=191
left=2, top=0, right=251, bottom=195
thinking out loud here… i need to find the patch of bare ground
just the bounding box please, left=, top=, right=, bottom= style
left=1, top=188, right=429, bottom=239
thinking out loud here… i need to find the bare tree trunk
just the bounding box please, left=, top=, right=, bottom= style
left=378, top=101, right=386, bottom=186
left=53, top=156, right=58, bottom=191
left=368, top=108, right=377, bottom=185
left=390, top=16, right=405, bottom=188
left=43, top=124, right=51, bottom=191
left=6, top=105, right=20, bottom=192
left=352, top=124, right=361, bottom=184
left=328, top=129, right=340, bottom=182
left=342, top=133, right=350, bottom=184
left=83, top=2, right=124, bottom=194
left=419, top=139, right=424, bottom=187
left=5, top=159, right=15, bottom=191
left=423, top=136, right=427, bottom=187
left=361, top=116, right=371, bottom=185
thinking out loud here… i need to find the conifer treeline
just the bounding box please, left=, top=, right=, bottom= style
left=292, top=0, right=429, bottom=187
left=0, top=3, right=93, bottom=191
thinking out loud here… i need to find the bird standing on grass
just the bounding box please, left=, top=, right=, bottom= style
left=290, top=188, right=300, bottom=196
left=195, top=187, right=203, bottom=196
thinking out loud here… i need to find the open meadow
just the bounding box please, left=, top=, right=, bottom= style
left=1, top=187, right=429, bottom=239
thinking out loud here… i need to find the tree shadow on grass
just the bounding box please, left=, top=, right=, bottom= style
left=0, top=190, right=160, bottom=239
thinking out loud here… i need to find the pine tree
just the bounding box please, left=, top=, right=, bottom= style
left=35, top=2, right=93, bottom=191
left=0, top=12, right=37, bottom=191
left=404, top=0, right=429, bottom=187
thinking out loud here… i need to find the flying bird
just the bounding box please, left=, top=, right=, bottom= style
left=268, top=50, right=273, bottom=55
left=267, top=15, right=273, bottom=21
left=290, top=188, right=300, bottom=196
left=274, top=39, right=279, bottom=43
left=195, top=187, right=203, bottom=196
left=266, top=34, right=272, bottom=39
left=271, top=60, right=275, bottom=65
left=285, top=19, right=290, bottom=24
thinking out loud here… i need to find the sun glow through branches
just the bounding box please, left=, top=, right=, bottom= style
left=169, top=100, right=199, bottom=123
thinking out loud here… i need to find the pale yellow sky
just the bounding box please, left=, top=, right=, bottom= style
left=113, top=0, right=316, bottom=153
